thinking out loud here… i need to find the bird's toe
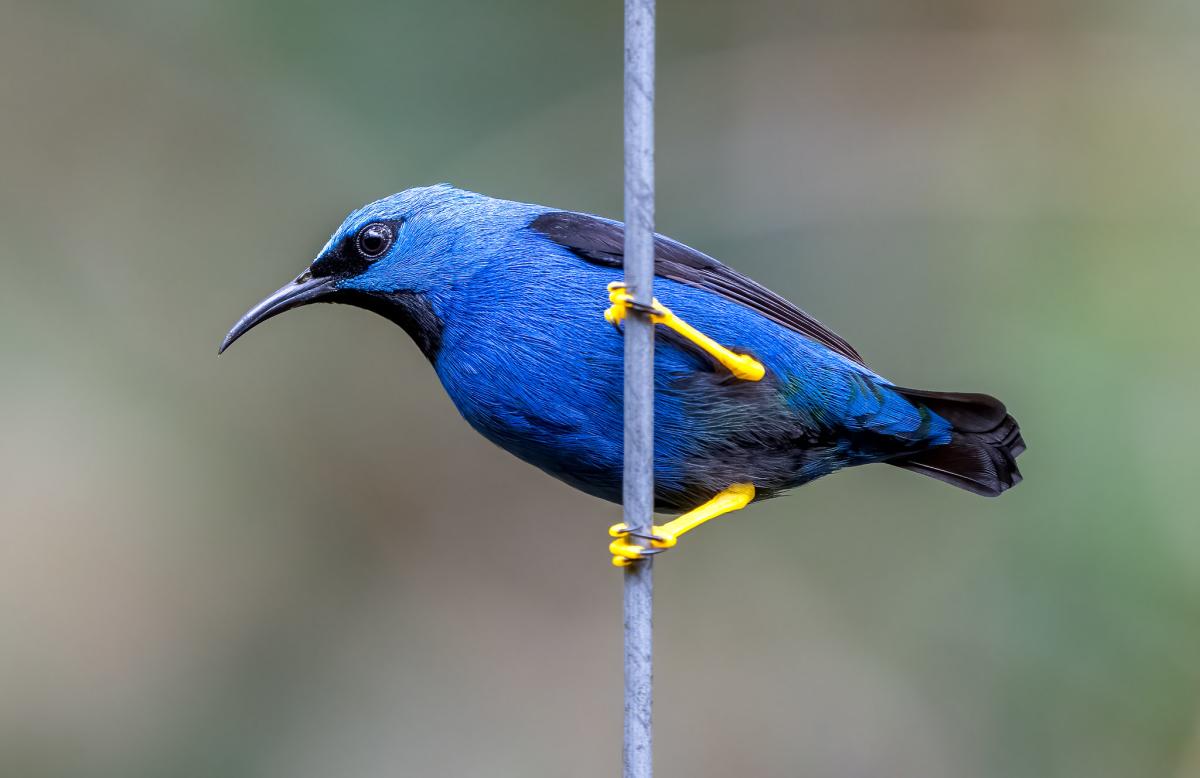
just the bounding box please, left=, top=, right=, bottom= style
left=608, top=522, right=677, bottom=567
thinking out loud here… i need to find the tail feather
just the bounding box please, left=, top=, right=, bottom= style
left=888, top=387, right=1025, bottom=497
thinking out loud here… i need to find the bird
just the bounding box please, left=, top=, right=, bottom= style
left=221, top=184, right=1025, bottom=566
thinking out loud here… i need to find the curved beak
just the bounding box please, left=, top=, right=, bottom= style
left=219, top=271, right=337, bottom=354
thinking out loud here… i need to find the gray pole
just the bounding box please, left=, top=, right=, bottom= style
left=622, top=0, right=654, bottom=776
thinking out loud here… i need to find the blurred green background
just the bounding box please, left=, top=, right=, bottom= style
left=3, top=1, right=1199, bottom=776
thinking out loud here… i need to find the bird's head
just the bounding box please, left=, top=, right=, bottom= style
left=219, top=184, right=484, bottom=361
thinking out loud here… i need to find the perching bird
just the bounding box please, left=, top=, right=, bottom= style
left=221, top=185, right=1024, bottom=565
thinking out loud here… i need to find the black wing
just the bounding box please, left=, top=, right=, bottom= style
left=530, top=210, right=865, bottom=366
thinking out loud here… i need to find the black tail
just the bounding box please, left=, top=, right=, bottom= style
left=888, top=387, right=1025, bottom=497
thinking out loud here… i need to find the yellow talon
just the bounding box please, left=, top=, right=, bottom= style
left=603, top=282, right=765, bottom=382
left=606, top=483, right=756, bottom=566
left=604, top=281, right=635, bottom=326
left=608, top=522, right=678, bottom=565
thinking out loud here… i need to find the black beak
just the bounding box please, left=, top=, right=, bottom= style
left=219, top=271, right=337, bottom=354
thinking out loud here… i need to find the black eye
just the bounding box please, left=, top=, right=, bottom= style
left=356, top=222, right=394, bottom=259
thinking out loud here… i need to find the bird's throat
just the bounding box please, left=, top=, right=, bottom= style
left=327, top=289, right=444, bottom=362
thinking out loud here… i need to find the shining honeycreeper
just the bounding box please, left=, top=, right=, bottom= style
left=221, top=185, right=1025, bottom=564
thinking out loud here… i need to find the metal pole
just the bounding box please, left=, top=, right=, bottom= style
left=622, top=0, right=654, bottom=776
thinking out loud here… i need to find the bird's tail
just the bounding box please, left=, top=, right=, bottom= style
left=887, top=387, right=1025, bottom=497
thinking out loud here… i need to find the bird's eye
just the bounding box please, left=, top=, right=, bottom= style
left=356, top=223, right=394, bottom=260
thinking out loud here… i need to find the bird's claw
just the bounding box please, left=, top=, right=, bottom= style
left=608, top=522, right=678, bottom=567
left=605, top=281, right=664, bottom=327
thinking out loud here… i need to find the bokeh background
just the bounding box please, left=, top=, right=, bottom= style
left=3, top=1, right=1199, bottom=776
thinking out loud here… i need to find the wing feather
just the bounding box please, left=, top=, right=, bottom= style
left=530, top=211, right=865, bottom=366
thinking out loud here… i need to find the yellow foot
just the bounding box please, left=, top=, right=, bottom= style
left=607, top=483, right=756, bottom=567
left=604, top=282, right=766, bottom=382
left=608, top=523, right=678, bottom=567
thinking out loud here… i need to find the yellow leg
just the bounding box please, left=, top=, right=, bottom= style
left=608, top=483, right=756, bottom=567
left=605, top=282, right=766, bottom=382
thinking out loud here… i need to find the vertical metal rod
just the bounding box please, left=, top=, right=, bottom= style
left=622, top=0, right=654, bottom=776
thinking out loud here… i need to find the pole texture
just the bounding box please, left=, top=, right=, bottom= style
left=623, top=0, right=654, bottom=776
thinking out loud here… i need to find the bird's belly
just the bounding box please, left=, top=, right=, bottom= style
left=435, top=338, right=818, bottom=511
left=448, top=380, right=626, bottom=503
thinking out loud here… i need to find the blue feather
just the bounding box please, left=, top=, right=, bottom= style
left=226, top=184, right=1023, bottom=508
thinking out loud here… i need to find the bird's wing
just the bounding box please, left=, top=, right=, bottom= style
left=530, top=211, right=866, bottom=366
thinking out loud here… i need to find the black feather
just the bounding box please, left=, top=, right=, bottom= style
left=887, top=387, right=1025, bottom=497
left=529, top=211, right=866, bottom=366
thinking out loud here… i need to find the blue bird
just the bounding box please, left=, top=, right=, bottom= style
left=221, top=185, right=1024, bottom=565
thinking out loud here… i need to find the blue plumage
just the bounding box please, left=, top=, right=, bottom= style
left=222, top=185, right=1024, bottom=512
